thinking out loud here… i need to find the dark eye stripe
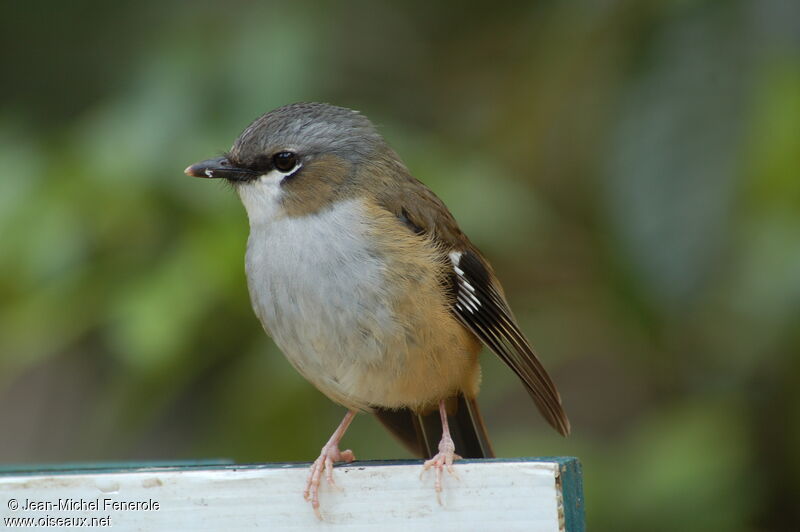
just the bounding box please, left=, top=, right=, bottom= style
left=237, top=151, right=300, bottom=175
left=246, top=154, right=272, bottom=173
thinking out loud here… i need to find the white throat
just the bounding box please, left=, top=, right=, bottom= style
left=235, top=166, right=298, bottom=225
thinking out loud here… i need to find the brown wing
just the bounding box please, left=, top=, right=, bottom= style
left=378, top=174, right=571, bottom=436
left=449, top=248, right=570, bottom=436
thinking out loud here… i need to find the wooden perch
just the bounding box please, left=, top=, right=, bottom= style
left=0, top=457, right=584, bottom=531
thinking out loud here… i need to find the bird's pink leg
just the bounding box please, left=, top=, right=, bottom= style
left=303, top=409, right=357, bottom=518
left=422, top=399, right=462, bottom=503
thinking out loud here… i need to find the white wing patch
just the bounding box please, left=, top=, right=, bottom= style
left=449, top=250, right=481, bottom=314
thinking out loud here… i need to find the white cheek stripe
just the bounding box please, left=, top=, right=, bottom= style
left=259, top=163, right=302, bottom=183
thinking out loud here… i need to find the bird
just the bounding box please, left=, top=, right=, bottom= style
left=185, top=102, right=570, bottom=516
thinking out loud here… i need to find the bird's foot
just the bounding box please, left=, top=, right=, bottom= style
left=304, top=443, right=356, bottom=519
left=421, top=432, right=461, bottom=504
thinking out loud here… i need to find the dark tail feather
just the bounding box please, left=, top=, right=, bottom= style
left=373, top=394, right=495, bottom=459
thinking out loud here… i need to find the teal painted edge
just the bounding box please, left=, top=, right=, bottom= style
left=0, top=456, right=581, bottom=480
left=0, top=459, right=235, bottom=475
left=558, top=457, right=585, bottom=532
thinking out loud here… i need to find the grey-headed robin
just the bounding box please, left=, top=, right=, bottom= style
left=185, top=102, right=569, bottom=516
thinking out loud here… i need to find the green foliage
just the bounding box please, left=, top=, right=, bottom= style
left=1, top=1, right=798, bottom=530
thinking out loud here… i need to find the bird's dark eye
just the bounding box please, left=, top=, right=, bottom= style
left=272, top=151, right=298, bottom=173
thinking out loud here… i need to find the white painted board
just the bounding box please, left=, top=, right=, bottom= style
left=0, top=460, right=572, bottom=531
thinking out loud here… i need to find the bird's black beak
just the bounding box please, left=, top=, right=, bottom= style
left=184, top=156, right=258, bottom=182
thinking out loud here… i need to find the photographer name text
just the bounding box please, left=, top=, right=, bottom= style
left=15, top=498, right=159, bottom=512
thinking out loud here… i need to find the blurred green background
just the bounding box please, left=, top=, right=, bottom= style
left=1, top=1, right=799, bottom=530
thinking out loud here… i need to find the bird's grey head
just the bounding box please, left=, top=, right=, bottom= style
left=230, top=102, right=384, bottom=167
left=185, top=102, right=392, bottom=222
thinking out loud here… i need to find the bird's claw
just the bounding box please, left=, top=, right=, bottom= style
left=304, top=444, right=356, bottom=519
left=421, top=436, right=461, bottom=505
